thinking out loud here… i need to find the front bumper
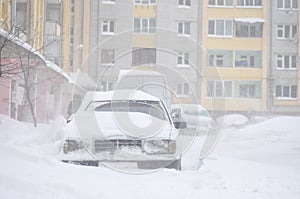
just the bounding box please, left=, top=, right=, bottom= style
left=60, top=137, right=181, bottom=170
left=59, top=149, right=181, bottom=170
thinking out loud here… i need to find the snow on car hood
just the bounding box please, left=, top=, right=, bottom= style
left=64, top=111, right=177, bottom=140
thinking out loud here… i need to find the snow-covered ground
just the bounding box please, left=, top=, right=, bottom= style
left=0, top=114, right=299, bottom=199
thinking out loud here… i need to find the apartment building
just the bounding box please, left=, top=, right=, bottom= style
left=201, top=0, right=268, bottom=114
left=268, top=0, right=300, bottom=113
left=156, top=0, right=201, bottom=103
left=70, top=0, right=201, bottom=103
left=2, top=0, right=299, bottom=116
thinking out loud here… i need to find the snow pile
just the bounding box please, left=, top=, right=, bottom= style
left=216, top=114, right=249, bottom=128
left=206, top=116, right=300, bottom=198
left=0, top=114, right=39, bottom=145
left=0, top=115, right=300, bottom=199
left=0, top=114, right=64, bottom=155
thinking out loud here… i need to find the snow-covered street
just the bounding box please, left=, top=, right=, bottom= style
left=0, top=114, right=299, bottom=199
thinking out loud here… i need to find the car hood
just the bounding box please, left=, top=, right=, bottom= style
left=64, top=111, right=177, bottom=140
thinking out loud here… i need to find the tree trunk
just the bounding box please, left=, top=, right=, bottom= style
left=21, top=53, right=38, bottom=127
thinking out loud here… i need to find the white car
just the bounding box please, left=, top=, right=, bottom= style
left=171, top=104, right=213, bottom=132
left=61, top=90, right=186, bottom=170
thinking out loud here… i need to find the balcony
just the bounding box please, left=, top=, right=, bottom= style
left=45, top=21, right=61, bottom=38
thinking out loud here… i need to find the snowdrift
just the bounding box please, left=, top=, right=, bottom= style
left=0, top=114, right=300, bottom=199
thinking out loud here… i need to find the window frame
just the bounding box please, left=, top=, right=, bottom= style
left=236, top=81, right=261, bottom=98
left=101, top=49, right=115, bottom=66
left=276, top=54, right=297, bottom=70
left=178, top=0, right=191, bottom=8
left=177, top=52, right=190, bottom=67
left=208, top=0, right=233, bottom=7
left=100, top=81, right=114, bottom=92
left=176, top=82, right=190, bottom=96
left=177, top=21, right=191, bottom=36
left=208, top=54, right=225, bottom=67
left=275, top=85, right=297, bottom=99
left=134, top=18, right=156, bottom=33
left=235, top=22, right=263, bottom=38
left=206, top=80, right=232, bottom=98
left=236, top=0, right=263, bottom=7
left=102, top=20, right=115, bottom=35
left=134, top=0, right=156, bottom=5
left=277, top=24, right=298, bottom=40
left=238, top=84, right=256, bottom=98
left=132, top=48, right=157, bottom=66
left=235, top=51, right=262, bottom=68
left=278, top=0, right=298, bottom=10
left=208, top=19, right=233, bottom=38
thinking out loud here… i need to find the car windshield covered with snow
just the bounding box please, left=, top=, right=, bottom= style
left=86, top=100, right=168, bottom=122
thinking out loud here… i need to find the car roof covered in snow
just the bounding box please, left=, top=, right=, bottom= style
left=78, top=90, right=161, bottom=111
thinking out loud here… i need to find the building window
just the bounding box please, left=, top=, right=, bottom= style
left=102, top=0, right=116, bottom=4
left=208, top=19, right=233, bottom=37
left=134, top=18, right=156, bottom=33
left=276, top=55, right=297, bottom=69
left=178, top=0, right=191, bottom=7
left=177, top=83, right=189, bottom=96
left=207, top=81, right=232, bottom=97
left=277, top=25, right=297, bottom=39
left=207, top=50, right=233, bottom=67
left=46, top=4, right=60, bottom=22
left=209, top=54, right=224, bottom=67
left=276, top=85, right=297, bottom=99
left=235, top=51, right=262, bottom=68
left=178, top=22, right=191, bottom=36
left=16, top=3, right=27, bottom=32
left=208, top=0, right=233, bottom=7
left=239, top=85, right=255, bottom=98
left=278, top=0, right=298, bottom=9
left=236, top=22, right=263, bottom=38
left=102, top=20, right=115, bottom=35
left=101, top=49, right=115, bottom=66
left=134, top=0, right=156, bottom=5
left=237, top=0, right=262, bottom=7
left=177, top=53, right=190, bottom=67
left=100, top=81, right=114, bottom=92
left=132, top=48, right=156, bottom=66
left=236, top=81, right=261, bottom=98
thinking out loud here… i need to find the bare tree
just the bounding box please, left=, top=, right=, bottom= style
left=0, top=21, right=66, bottom=127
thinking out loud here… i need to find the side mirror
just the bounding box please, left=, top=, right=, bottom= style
left=173, top=121, right=187, bottom=129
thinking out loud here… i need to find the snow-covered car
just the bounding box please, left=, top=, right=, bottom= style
left=171, top=104, right=213, bottom=132
left=61, top=90, right=186, bottom=170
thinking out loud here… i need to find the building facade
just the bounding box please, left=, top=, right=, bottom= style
left=268, top=0, right=300, bottom=113
left=71, top=0, right=201, bottom=103
left=201, top=0, right=268, bottom=115
left=1, top=0, right=300, bottom=119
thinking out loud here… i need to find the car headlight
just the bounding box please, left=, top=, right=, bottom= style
left=143, top=140, right=176, bottom=154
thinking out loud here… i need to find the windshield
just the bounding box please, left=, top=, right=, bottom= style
left=86, top=100, right=169, bottom=121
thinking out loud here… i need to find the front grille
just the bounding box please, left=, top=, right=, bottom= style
left=94, top=139, right=142, bottom=153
